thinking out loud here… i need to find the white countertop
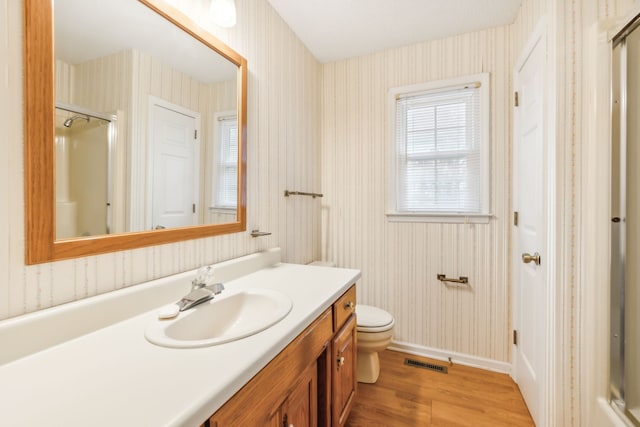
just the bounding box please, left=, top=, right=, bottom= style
left=0, top=254, right=360, bottom=426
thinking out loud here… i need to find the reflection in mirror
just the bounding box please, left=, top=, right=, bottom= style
left=54, top=0, right=239, bottom=238
left=54, top=104, right=116, bottom=239
left=211, top=111, right=238, bottom=222
left=23, top=0, right=247, bottom=263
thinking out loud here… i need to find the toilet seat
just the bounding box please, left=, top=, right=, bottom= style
left=356, top=304, right=395, bottom=333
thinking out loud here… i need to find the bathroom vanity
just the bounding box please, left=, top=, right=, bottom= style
left=204, top=285, right=357, bottom=427
left=0, top=249, right=360, bottom=426
left=207, top=284, right=357, bottom=427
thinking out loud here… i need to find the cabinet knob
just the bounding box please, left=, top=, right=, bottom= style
left=344, top=301, right=355, bottom=310
left=337, top=356, right=345, bottom=366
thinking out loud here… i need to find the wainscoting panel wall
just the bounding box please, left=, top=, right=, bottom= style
left=0, top=0, right=321, bottom=319
left=321, top=26, right=513, bottom=363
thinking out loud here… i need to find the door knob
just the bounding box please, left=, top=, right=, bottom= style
left=522, top=252, right=541, bottom=266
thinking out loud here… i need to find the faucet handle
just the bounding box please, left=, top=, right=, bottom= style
left=192, top=265, right=214, bottom=289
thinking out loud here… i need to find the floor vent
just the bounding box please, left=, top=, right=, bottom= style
left=404, top=358, right=448, bottom=374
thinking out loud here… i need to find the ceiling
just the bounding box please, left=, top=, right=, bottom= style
left=266, top=0, right=523, bottom=63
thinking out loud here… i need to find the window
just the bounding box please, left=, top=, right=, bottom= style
left=388, top=73, right=490, bottom=223
left=212, top=113, right=238, bottom=209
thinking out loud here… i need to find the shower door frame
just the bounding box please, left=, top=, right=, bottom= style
left=611, top=14, right=640, bottom=427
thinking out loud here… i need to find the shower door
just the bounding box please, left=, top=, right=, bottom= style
left=611, top=17, right=640, bottom=427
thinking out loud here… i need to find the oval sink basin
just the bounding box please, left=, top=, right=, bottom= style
left=145, top=288, right=292, bottom=348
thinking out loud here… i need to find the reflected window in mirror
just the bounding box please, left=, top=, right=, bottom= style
left=213, top=112, right=238, bottom=209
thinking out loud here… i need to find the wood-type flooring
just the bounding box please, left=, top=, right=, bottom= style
left=345, top=350, right=535, bottom=427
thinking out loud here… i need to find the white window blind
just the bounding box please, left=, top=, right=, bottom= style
left=389, top=74, right=489, bottom=221
left=214, top=116, right=238, bottom=208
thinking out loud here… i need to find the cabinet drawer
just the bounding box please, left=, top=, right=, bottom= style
left=333, top=285, right=356, bottom=331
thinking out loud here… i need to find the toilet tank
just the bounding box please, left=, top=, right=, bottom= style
left=309, top=261, right=336, bottom=267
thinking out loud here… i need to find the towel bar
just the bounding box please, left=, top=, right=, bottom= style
left=284, top=190, right=323, bottom=198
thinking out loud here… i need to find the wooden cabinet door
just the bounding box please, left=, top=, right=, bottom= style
left=267, top=409, right=283, bottom=427
left=283, top=361, right=317, bottom=427
left=207, top=310, right=332, bottom=427
left=332, top=314, right=357, bottom=427
left=215, top=365, right=317, bottom=427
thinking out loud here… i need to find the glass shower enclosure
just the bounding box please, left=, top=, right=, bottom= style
left=611, top=16, right=640, bottom=427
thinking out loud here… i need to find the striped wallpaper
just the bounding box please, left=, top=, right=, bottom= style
left=2, top=3, right=639, bottom=425
left=320, top=0, right=635, bottom=396
left=321, top=26, right=513, bottom=364
left=512, top=0, right=634, bottom=425
left=0, top=0, right=321, bottom=319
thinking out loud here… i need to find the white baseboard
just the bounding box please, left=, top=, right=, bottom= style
left=388, top=340, right=512, bottom=375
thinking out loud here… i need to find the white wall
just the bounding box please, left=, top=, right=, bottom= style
left=513, top=0, right=634, bottom=425
left=4, top=0, right=640, bottom=423
left=320, top=0, right=635, bottom=424
left=321, top=27, right=513, bottom=364
left=0, top=0, right=322, bottom=320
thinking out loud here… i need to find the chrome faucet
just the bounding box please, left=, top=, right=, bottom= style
left=176, top=288, right=214, bottom=312
left=176, top=266, right=225, bottom=312
left=200, top=282, right=225, bottom=294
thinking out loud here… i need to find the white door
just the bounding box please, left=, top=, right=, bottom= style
left=150, top=103, right=199, bottom=229
left=513, top=29, right=547, bottom=426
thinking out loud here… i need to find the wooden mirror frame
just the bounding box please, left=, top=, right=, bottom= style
left=23, top=0, right=247, bottom=264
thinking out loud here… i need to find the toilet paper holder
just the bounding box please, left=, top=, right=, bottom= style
left=437, top=274, right=469, bottom=284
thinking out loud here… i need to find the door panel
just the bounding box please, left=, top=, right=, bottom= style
left=150, top=103, right=198, bottom=229
left=513, top=31, right=546, bottom=426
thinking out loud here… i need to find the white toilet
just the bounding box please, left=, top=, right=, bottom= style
left=355, top=304, right=395, bottom=383
left=308, top=261, right=395, bottom=383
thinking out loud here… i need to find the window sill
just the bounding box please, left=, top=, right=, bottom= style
left=386, top=212, right=492, bottom=224
left=209, top=207, right=236, bottom=214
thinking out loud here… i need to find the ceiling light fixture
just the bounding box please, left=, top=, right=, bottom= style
left=209, top=0, right=237, bottom=28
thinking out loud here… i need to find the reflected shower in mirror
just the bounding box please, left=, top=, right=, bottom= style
left=55, top=105, right=115, bottom=239
left=54, top=0, right=239, bottom=238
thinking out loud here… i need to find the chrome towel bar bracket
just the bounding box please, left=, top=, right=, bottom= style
left=437, top=274, right=469, bottom=284
left=250, top=230, right=272, bottom=237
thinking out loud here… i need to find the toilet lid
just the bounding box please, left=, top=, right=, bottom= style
left=356, top=305, right=394, bottom=331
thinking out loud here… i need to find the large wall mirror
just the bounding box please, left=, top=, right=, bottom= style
left=23, top=0, right=247, bottom=264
